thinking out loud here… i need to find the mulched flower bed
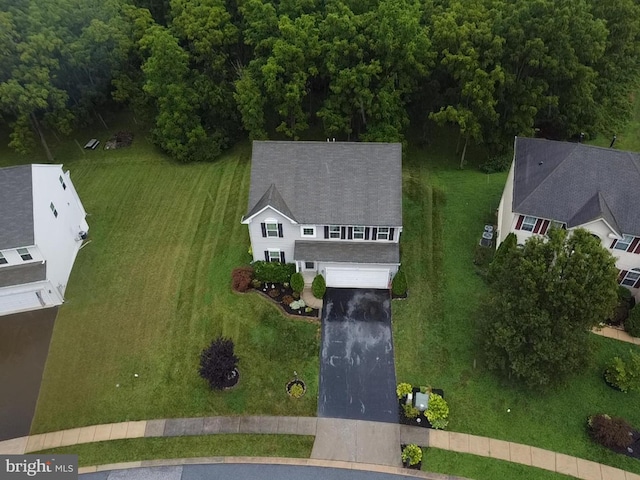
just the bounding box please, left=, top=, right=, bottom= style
left=253, top=282, right=319, bottom=318
left=603, top=431, right=640, bottom=460
left=398, top=388, right=444, bottom=429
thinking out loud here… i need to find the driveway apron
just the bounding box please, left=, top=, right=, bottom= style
left=318, top=288, right=398, bottom=423
left=0, top=308, right=57, bottom=440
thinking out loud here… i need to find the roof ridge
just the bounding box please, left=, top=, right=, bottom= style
left=515, top=140, right=579, bottom=211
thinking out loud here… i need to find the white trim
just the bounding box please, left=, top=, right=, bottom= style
left=329, top=225, right=341, bottom=239
left=265, top=221, right=279, bottom=238
left=377, top=227, right=390, bottom=240
left=614, top=234, right=634, bottom=251
left=241, top=205, right=298, bottom=225
left=352, top=226, right=365, bottom=240
left=301, top=226, right=316, bottom=238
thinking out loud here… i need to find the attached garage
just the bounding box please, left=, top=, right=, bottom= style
left=325, top=267, right=390, bottom=289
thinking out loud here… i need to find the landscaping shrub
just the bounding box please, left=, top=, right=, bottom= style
left=392, top=270, right=407, bottom=296
left=252, top=261, right=296, bottom=283
left=426, top=393, right=449, bottom=429
left=626, top=304, right=640, bottom=338
left=588, top=414, right=634, bottom=449
left=312, top=274, right=326, bottom=299
left=479, top=153, right=512, bottom=174
left=281, top=295, right=294, bottom=306
left=199, top=337, right=239, bottom=390
left=268, top=289, right=280, bottom=298
left=608, top=286, right=635, bottom=326
left=290, top=272, right=305, bottom=293
left=604, top=351, right=640, bottom=392
left=396, top=382, right=413, bottom=399
left=403, top=403, right=420, bottom=419
left=401, top=444, right=423, bottom=466
left=231, top=266, right=254, bottom=292
left=290, top=299, right=306, bottom=310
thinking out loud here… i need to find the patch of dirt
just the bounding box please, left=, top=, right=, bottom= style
left=105, top=131, right=134, bottom=150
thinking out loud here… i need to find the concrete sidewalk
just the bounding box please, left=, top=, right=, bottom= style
left=592, top=325, right=640, bottom=345
left=311, top=418, right=401, bottom=467
left=1, top=416, right=639, bottom=480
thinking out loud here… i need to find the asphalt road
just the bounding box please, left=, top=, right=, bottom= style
left=318, top=288, right=398, bottom=423
left=81, top=464, right=428, bottom=480
left=0, top=308, right=57, bottom=440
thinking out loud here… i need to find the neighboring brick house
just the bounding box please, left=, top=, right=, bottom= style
left=242, top=141, right=402, bottom=289
left=497, top=137, right=640, bottom=299
left=0, top=164, right=89, bottom=315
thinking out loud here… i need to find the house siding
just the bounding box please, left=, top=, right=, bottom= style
left=0, top=262, right=46, bottom=288
left=247, top=208, right=299, bottom=264
left=497, top=157, right=516, bottom=245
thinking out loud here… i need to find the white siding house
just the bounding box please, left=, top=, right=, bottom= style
left=242, top=141, right=402, bottom=289
left=497, top=137, right=640, bottom=300
left=0, top=164, right=89, bottom=316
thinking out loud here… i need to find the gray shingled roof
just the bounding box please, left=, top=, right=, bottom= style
left=0, top=165, right=34, bottom=249
left=0, top=262, right=46, bottom=288
left=294, top=240, right=400, bottom=264
left=513, top=137, right=640, bottom=236
left=245, top=141, right=402, bottom=225
left=245, top=183, right=296, bottom=221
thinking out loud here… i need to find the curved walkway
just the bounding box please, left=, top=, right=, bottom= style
left=0, top=416, right=638, bottom=480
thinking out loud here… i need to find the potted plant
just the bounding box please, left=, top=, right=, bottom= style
left=286, top=374, right=306, bottom=398
left=401, top=444, right=423, bottom=469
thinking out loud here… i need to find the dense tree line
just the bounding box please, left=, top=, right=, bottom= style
left=1, top=0, right=640, bottom=162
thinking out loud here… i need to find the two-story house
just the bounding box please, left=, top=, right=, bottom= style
left=0, top=164, right=89, bottom=316
left=242, top=141, right=402, bottom=289
left=497, top=137, right=640, bottom=300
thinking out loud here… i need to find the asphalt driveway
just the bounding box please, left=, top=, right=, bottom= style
left=0, top=308, right=57, bottom=441
left=318, top=288, right=398, bottom=423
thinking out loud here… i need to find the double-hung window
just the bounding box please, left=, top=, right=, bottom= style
left=17, top=248, right=32, bottom=261
left=377, top=227, right=390, bottom=240
left=521, top=216, right=537, bottom=232
left=329, top=226, right=341, bottom=239
left=614, top=235, right=634, bottom=251
left=0, top=252, right=7, bottom=265
left=620, top=269, right=640, bottom=287
left=301, top=226, right=315, bottom=238
left=268, top=250, right=281, bottom=262
left=266, top=222, right=278, bottom=238
left=353, top=226, right=365, bottom=240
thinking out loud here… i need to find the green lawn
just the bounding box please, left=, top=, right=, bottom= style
left=38, top=435, right=314, bottom=467
left=4, top=112, right=640, bottom=476
left=422, top=448, right=574, bottom=480
left=0, top=114, right=319, bottom=433
left=393, top=128, right=640, bottom=475
left=590, top=92, right=640, bottom=152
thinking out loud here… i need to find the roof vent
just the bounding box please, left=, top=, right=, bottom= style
left=538, top=161, right=543, bottom=166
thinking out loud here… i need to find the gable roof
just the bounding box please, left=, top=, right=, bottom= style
left=513, top=137, right=640, bottom=236
left=245, top=183, right=296, bottom=222
left=245, top=141, right=402, bottom=226
left=0, top=165, right=34, bottom=249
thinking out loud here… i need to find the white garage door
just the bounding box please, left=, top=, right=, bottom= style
left=325, top=267, right=390, bottom=289
left=0, top=291, right=43, bottom=316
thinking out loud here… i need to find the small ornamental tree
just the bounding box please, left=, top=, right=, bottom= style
left=199, top=337, right=239, bottom=390
left=312, top=274, right=326, bottom=299
left=231, top=266, right=254, bottom=292
left=588, top=414, right=634, bottom=449
left=480, top=228, right=619, bottom=389
left=290, top=272, right=305, bottom=293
